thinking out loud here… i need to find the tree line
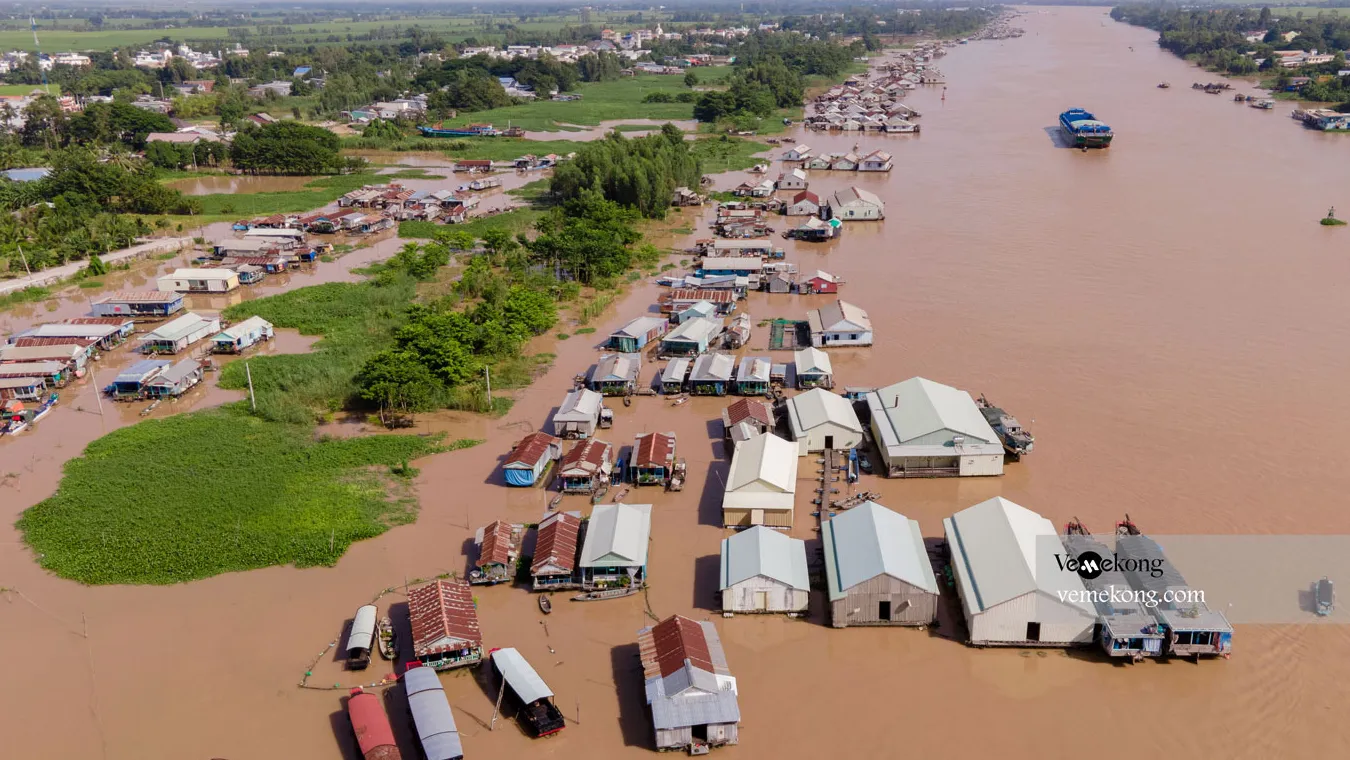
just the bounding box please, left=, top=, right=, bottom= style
left=549, top=125, right=702, bottom=219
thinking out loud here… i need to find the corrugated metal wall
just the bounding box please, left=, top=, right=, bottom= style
left=967, top=591, right=1095, bottom=646
left=830, top=576, right=938, bottom=627
left=722, top=509, right=793, bottom=529
left=724, top=577, right=810, bottom=613
left=796, top=421, right=864, bottom=453
left=958, top=454, right=1004, bottom=476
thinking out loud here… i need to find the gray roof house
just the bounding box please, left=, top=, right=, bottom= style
left=551, top=388, right=604, bottom=439
left=806, top=300, right=872, bottom=347
left=822, top=501, right=938, bottom=627
left=866, top=377, right=1004, bottom=477
left=637, top=615, right=740, bottom=753
left=720, top=526, right=809, bottom=615
left=785, top=387, right=864, bottom=455
left=579, top=503, right=652, bottom=590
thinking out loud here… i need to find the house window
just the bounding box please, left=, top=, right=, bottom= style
left=850, top=334, right=858, bottom=340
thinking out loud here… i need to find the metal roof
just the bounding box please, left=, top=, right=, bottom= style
left=149, top=359, right=201, bottom=386
left=592, top=353, right=640, bottom=383
left=17, top=323, right=120, bottom=341
left=144, top=313, right=219, bottom=344
left=408, top=579, right=482, bottom=657
left=664, top=317, right=723, bottom=346
left=700, top=257, right=765, bottom=271
left=830, top=186, right=884, bottom=209
left=638, top=617, right=739, bottom=730
left=720, top=526, right=809, bottom=591
left=611, top=316, right=667, bottom=339
left=723, top=398, right=772, bottom=428
left=531, top=511, right=581, bottom=575
left=633, top=432, right=676, bottom=468
left=404, top=667, right=463, bottom=760
left=346, top=691, right=398, bottom=758
left=793, top=347, right=832, bottom=376
left=554, top=388, right=602, bottom=422
left=492, top=647, right=553, bottom=705
left=94, top=291, right=180, bottom=304
left=868, top=376, right=999, bottom=446
left=580, top=503, right=651, bottom=568
left=822, top=502, right=937, bottom=601
left=504, top=431, right=560, bottom=468
left=164, top=267, right=238, bottom=280
left=214, top=316, right=272, bottom=341
left=690, top=352, right=735, bottom=383
left=662, top=357, right=691, bottom=383
left=0, top=361, right=65, bottom=378
left=0, top=344, right=84, bottom=362
left=560, top=438, right=612, bottom=476
left=726, top=432, right=798, bottom=493
left=787, top=388, right=862, bottom=436
left=347, top=604, right=377, bottom=652
left=735, top=356, right=771, bottom=383
left=476, top=520, right=518, bottom=568
left=942, top=497, right=1093, bottom=615
left=810, top=300, right=871, bottom=332
left=0, top=376, right=42, bottom=388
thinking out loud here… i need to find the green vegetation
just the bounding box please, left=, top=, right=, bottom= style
left=0, top=286, right=53, bottom=311
left=193, top=174, right=377, bottom=216
left=551, top=125, right=701, bottom=217
left=691, top=136, right=769, bottom=173
left=399, top=207, right=544, bottom=241
left=18, top=408, right=447, bottom=585
left=384, top=169, right=448, bottom=180
left=231, top=121, right=360, bottom=175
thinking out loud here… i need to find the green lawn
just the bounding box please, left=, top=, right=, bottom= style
left=17, top=408, right=449, bottom=585
left=0, top=84, right=45, bottom=96
left=192, top=173, right=378, bottom=216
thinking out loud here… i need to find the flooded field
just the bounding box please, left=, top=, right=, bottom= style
left=523, top=118, right=701, bottom=141
left=166, top=175, right=321, bottom=195
left=6, top=7, right=1350, bottom=759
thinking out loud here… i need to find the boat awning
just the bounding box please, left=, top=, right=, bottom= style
left=493, top=647, right=553, bottom=704
left=347, top=605, right=377, bottom=652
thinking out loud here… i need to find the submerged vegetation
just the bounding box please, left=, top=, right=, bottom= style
left=18, top=408, right=448, bottom=585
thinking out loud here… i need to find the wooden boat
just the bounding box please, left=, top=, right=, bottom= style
left=670, top=395, right=689, bottom=406
left=539, top=594, right=553, bottom=614
left=1316, top=577, right=1334, bottom=616
left=1157, top=82, right=1170, bottom=89
left=667, top=459, right=687, bottom=492
left=571, top=586, right=639, bottom=602
left=376, top=616, right=396, bottom=660
left=612, top=487, right=630, bottom=502
left=548, top=493, right=563, bottom=510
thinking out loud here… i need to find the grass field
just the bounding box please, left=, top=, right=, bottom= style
left=0, top=84, right=45, bottom=96
left=192, top=173, right=377, bottom=216
left=17, top=407, right=450, bottom=585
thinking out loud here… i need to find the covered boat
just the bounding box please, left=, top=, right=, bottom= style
left=346, top=604, right=377, bottom=670
left=404, top=663, right=464, bottom=760
left=1316, top=577, right=1335, bottom=616
left=491, top=647, right=566, bottom=737
left=1058, top=108, right=1113, bottom=148
left=346, top=687, right=402, bottom=760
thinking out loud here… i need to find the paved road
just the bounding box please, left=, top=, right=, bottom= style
left=0, top=237, right=193, bottom=297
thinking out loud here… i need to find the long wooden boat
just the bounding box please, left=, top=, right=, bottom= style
left=538, top=595, right=552, bottom=614
left=376, top=616, right=396, bottom=660
left=571, top=587, right=639, bottom=602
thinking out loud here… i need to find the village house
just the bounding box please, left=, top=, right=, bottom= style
left=720, top=526, right=810, bottom=615
left=776, top=168, right=809, bottom=191
left=943, top=497, right=1096, bottom=646
left=211, top=316, right=273, bottom=354
left=145, top=359, right=204, bottom=398
left=579, top=503, right=652, bottom=590
left=632, top=431, right=677, bottom=486
left=803, top=154, right=833, bottom=170
left=786, top=388, right=863, bottom=454
left=608, top=316, right=670, bottom=353
left=722, top=432, right=798, bottom=528
left=140, top=313, right=221, bottom=355
left=689, top=352, right=736, bottom=396
left=866, top=377, right=1005, bottom=478
left=807, top=300, right=873, bottom=347
left=800, top=270, right=841, bottom=295
left=725, top=312, right=753, bottom=347
left=826, top=187, right=885, bottom=221
left=661, top=318, right=725, bottom=357
left=0, top=376, right=44, bottom=400
left=831, top=152, right=860, bottom=171
left=0, top=361, right=66, bottom=388
left=822, top=501, right=939, bottom=628
left=588, top=353, right=641, bottom=396
left=408, top=579, right=485, bottom=671
left=531, top=510, right=583, bottom=590
left=503, top=431, right=563, bottom=487
left=469, top=520, right=524, bottom=585
left=661, top=289, right=736, bottom=316
left=558, top=438, right=613, bottom=493
left=784, top=190, right=821, bottom=217
left=721, top=398, right=775, bottom=449
left=661, top=357, right=691, bottom=394
left=700, top=257, right=765, bottom=278
left=106, top=359, right=170, bottom=400
left=793, top=347, right=834, bottom=389
left=551, top=388, right=604, bottom=439
left=13, top=322, right=127, bottom=352
left=781, top=143, right=811, bottom=161
left=636, top=615, right=740, bottom=753
left=858, top=150, right=893, bottom=172
left=156, top=268, right=240, bottom=293
left=786, top=216, right=838, bottom=242
left=734, top=356, right=772, bottom=396
left=91, top=291, right=184, bottom=318
left=676, top=300, right=719, bottom=324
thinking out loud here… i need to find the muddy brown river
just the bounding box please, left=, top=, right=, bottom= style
left=6, top=8, right=1350, bottom=759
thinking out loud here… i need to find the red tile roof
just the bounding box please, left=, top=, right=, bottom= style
left=531, top=512, right=580, bottom=575
left=408, top=579, right=482, bottom=657
left=646, top=615, right=713, bottom=679
left=633, top=432, right=676, bottom=468
left=477, top=520, right=516, bottom=569
left=792, top=190, right=819, bottom=205
left=724, top=398, right=772, bottom=428
left=560, top=438, right=610, bottom=475
left=505, top=431, right=561, bottom=467
left=63, top=317, right=133, bottom=326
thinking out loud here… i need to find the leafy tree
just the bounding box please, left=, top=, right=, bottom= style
left=230, top=121, right=345, bottom=175
left=684, top=71, right=699, bottom=88
left=502, top=285, right=557, bottom=335
left=357, top=350, right=441, bottom=426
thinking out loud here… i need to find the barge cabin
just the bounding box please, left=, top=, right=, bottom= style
left=1115, top=527, right=1233, bottom=659
left=558, top=438, right=613, bottom=494
left=471, top=521, right=524, bottom=585
left=579, top=503, right=651, bottom=591
left=491, top=647, right=567, bottom=738
left=1062, top=522, right=1164, bottom=660
left=822, top=501, right=939, bottom=628
left=407, top=579, right=484, bottom=671
left=345, top=604, right=377, bottom=670
left=531, top=511, right=583, bottom=591
left=403, top=663, right=464, bottom=760
left=346, top=687, right=402, bottom=760
left=720, top=525, right=810, bottom=615
left=91, top=291, right=184, bottom=318
left=503, top=431, right=562, bottom=487
left=636, top=615, right=740, bottom=753
left=631, top=432, right=677, bottom=486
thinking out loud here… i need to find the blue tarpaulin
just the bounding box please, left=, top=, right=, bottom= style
left=504, top=468, right=536, bottom=487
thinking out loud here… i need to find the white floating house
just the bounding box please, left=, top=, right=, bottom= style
left=719, top=526, right=809, bottom=615
left=156, top=268, right=240, bottom=293
left=866, top=377, right=1004, bottom=478
left=211, top=316, right=274, bottom=354
left=551, top=388, right=603, bottom=439
left=785, top=388, right=864, bottom=455
left=139, top=313, right=221, bottom=354
left=822, top=501, right=938, bottom=628
left=721, top=432, right=798, bottom=528
left=806, top=300, right=872, bottom=347
left=943, top=497, right=1096, bottom=647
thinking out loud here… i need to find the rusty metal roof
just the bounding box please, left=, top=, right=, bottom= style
left=641, top=615, right=714, bottom=680
left=531, top=511, right=581, bottom=575
left=408, top=579, right=482, bottom=657
left=476, top=521, right=517, bottom=569
left=11, top=336, right=98, bottom=349
left=504, top=431, right=560, bottom=467
left=724, top=398, right=772, bottom=428
left=559, top=438, right=611, bottom=476
left=633, top=432, right=676, bottom=468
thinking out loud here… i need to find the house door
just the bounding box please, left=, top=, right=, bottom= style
left=879, top=600, right=892, bottom=621
left=755, top=591, right=769, bottom=610
left=1026, top=622, right=1041, bottom=642
left=824, top=435, right=834, bottom=450
left=750, top=509, right=764, bottom=525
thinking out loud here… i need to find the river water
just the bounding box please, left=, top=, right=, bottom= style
left=6, top=7, right=1350, bottom=758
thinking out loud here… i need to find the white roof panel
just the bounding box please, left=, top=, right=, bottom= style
left=823, top=502, right=936, bottom=601
left=580, top=503, right=652, bottom=567
left=720, top=526, right=809, bottom=591
left=492, top=647, right=553, bottom=704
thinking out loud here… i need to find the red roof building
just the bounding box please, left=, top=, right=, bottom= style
left=471, top=520, right=522, bottom=585
left=407, top=579, right=484, bottom=670
left=531, top=511, right=582, bottom=589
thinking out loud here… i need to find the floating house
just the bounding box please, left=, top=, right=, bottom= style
left=230, top=264, right=265, bottom=285
left=211, top=316, right=274, bottom=354
left=822, top=501, right=938, bottom=627
left=140, top=313, right=221, bottom=354
left=689, top=353, right=735, bottom=396
left=793, top=347, right=834, bottom=389
left=943, top=497, right=1096, bottom=647
left=579, top=503, right=652, bottom=590
left=346, top=686, right=401, bottom=760
left=214, top=238, right=279, bottom=258
left=91, top=291, right=184, bottom=318
left=785, top=190, right=821, bottom=216
left=858, top=150, right=893, bottom=172
left=558, top=438, right=613, bottom=493
left=503, top=431, right=562, bottom=487
left=776, top=168, right=809, bottom=190
left=0, top=376, right=44, bottom=401
left=807, top=300, right=872, bottom=347
left=661, top=318, right=724, bottom=357
left=720, top=526, right=810, bottom=615
left=531, top=511, right=582, bottom=591
left=867, top=377, right=1005, bottom=478
left=800, top=270, right=841, bottom=295
left=708, top=239, right=774, bottom=257
left=13, top=322, right=126, bottom=351
left=825, top=187, right=885, bottom=221
left=244, top=227, right=305, bottom=245
left=145, top=359, right=203, bottom=398
left=403, top=663, right=464, bottom=760
left=0, top=361, right=66, bottom=388
left=786, top=216, right=838, bottom=242
left=802, top=155, right=833, bottom=170
left=0, top=343, right=91, bottom=371
left=608, top=316, right=670, bottom=353
left=786, top=388, right=864, bottom=454
left=782, top=143, right=812, bottom=161
left=407, top=579, right=484, bottom=671
left=725, top=313, right=753, bottom=348
left=588, top=353, right=642, bottom=396
left=733, top=356, right=772, bottom=396
left=661, top=289, right=736, bottom=316
left=551, top=388, right=603, bottom=439
left=1062, top=528, right=1166, bottom=659
left=491, top=648, right=566, bottom=738
left=470, top=520, right=524, bottom=585
left=636, top=615, right=740, bottom=753
left=1115, top=530, right=1233, bottom=658
left=722, top=432, right=798, bottom=528
left=676, top=300, right=719, bottom=325
left=107, top=360, right=170, bottom=400
left=346, top=604, right=377, bottom=670
left=156, top=268, right=241, bottom=293
left=722, top=398, right=774, bottom=449
left=632, top=432, right=676, bottom=486
left=661, top=357, right=691, bottom=393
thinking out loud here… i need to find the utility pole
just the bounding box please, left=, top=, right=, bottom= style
left=483, top=366, right=491, bottom=408
left=91, top=367, right=105, bottom=432
left=245, top=361, right=256, bottom=410
left=16, top=244, right=31, bottom=276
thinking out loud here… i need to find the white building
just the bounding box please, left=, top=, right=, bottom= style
left=551, top=388, right=603, bottom=439
left=721, top=432, right=798, bottom=528
left=156, top=268, right=240, bottom=294
left=943, top=497, right=1096, bottom=646
left=785, top=388, right=864, bottom=455
left=719, top=526, right=809, bottom=615
left=782, top=144, right=811, bottom=161
left=866, top=377, right=1004, bottom=478
left=822, top=501, right=939, bottom=627
left=826, top=186, right=885, bottom=221
left=775, top=168, right=808, bottom=191
left=806, top=300, right=872, bottom=347
left=579, top=503, right=652, bottom=589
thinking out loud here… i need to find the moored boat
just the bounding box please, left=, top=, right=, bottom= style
left=1058, top=108, right=1113, bottom=149
left=571, top=586, right=639, bottom=602
left=1252, top=99, right=1275, bottom=110
left=376, top=616, right=396, bottom=660
left=1316, top=577, right=1335, bottom=616
left=539, top=594, right=552, bottom=614
left=976, top=394, right=1035, bottom=460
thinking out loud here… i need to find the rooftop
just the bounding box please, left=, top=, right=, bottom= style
left=580, top=503, right=652, bottom=568
left=721, top=525, right=809, bottom=591
left=823, top=501, right=936, bottom=601
left=408, top=579, right=482, bottom=657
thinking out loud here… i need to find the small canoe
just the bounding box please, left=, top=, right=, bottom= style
left=549, top=493, right=562, bottom=510
left=376, top=616, right=396, bottom=660
left=539, top=595, right=552, bottom=614
left=571, top=587, right=639, bottom=602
